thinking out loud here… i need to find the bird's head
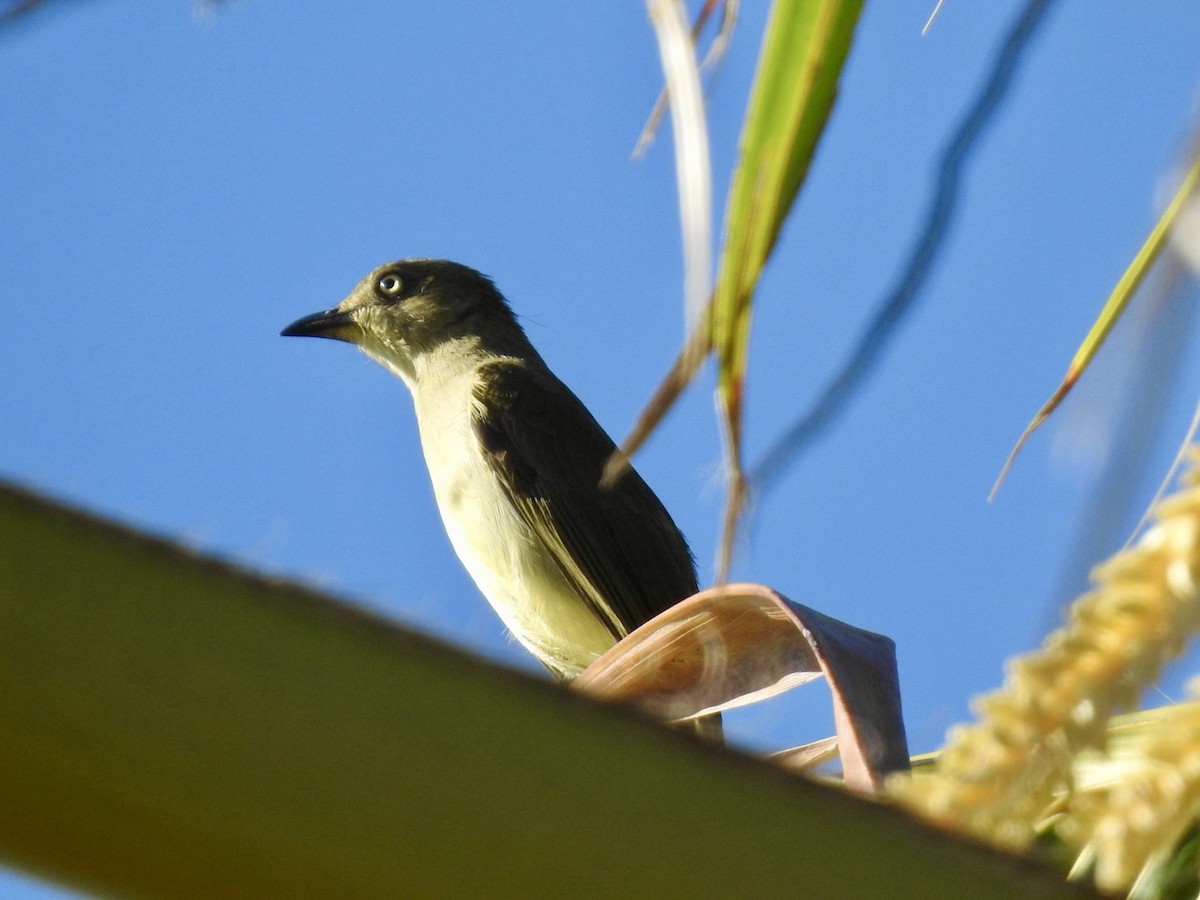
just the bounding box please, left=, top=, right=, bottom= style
left=281, top=259, right=527, bottom=386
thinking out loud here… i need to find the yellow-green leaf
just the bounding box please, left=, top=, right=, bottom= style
left=615, top=2, right=863, bottom=520
left=992, top=150, right=1200, bottom=497
left=711, top=0, right=863, bottom=569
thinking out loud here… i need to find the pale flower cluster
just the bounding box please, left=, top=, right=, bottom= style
left=1065, top=692, right=1200, bottom=892
left=890, top=462, right=1200, bottom=889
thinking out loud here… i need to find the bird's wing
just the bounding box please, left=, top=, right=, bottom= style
left=471, top=360, right=698, bottom=639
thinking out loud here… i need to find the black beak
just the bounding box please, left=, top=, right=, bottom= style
left=280, top=308, right=357, bottom=340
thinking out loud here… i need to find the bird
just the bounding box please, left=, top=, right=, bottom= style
left=281, top=259, right=700, bottom=682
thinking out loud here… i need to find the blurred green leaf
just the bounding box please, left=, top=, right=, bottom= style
left=0, top=481, right=1081, bottom=898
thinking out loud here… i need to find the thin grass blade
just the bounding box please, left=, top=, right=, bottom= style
left=992, top=150, right=1200, bottom=498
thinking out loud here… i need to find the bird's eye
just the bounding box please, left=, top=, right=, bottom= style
left=376, top=274, right=404, bottom=298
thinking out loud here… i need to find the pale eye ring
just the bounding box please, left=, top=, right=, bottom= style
left=377, top=274, right=404, bottom=297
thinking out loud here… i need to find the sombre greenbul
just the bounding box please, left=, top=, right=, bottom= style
left=282, top=259, right=715, bottom=733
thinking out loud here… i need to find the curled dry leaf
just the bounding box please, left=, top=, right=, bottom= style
left=572, top=582, right=908, bottom=793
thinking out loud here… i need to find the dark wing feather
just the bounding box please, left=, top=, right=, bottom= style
left=471, top=360, right=698, bottom=639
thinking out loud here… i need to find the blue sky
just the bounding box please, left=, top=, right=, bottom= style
left=3, top=2, right=1200, bottom=895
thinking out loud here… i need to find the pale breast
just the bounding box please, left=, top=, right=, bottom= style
left=412, top=373, right=615, bottom=678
